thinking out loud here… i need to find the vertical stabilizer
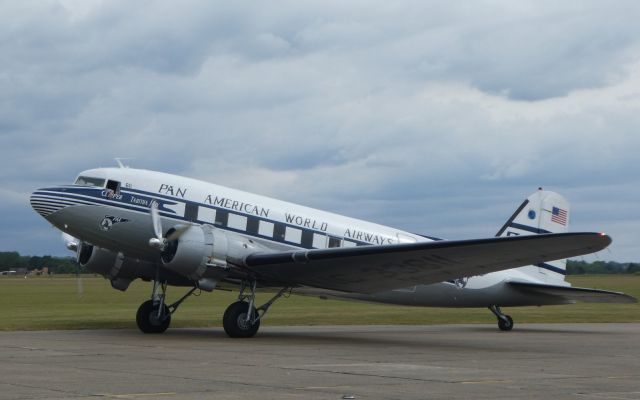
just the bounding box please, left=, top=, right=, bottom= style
left=496, top=189, right=570, bottom=284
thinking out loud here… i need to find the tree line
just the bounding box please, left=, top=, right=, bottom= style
left=0, top=251, right=639, bottom=275
left=566, top=260, right=640, bottom=275
left=0, top=252, right=86, bottom=274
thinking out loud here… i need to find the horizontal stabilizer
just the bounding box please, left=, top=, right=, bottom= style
left=507, top=281, right=637, bottom=303
left=244, top=232, right=611, bottom=294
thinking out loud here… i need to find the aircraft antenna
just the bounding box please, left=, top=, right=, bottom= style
left=114, top=158, right=134, bottom=168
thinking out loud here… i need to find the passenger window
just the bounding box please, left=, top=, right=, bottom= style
left=285, top=227, right=302, bottom=244
left=258, top=221, right=274, bottom=237
left=312, top=233, right=328, bottom=248
left=227, top=214, right=248, bottom=231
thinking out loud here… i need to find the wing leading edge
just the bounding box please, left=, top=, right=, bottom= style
left=243, top=232, right=611, bottom=294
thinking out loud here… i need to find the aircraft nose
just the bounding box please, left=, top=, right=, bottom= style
left=30, top=188, right=62, bottom=219
left=30, top=189, right=48, bottom=218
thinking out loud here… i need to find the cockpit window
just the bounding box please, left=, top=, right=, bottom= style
left=106, top=180, right=120, bottom=195
left=74, top=176, right=105, bottom=187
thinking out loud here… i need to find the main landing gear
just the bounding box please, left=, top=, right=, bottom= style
left=136, top=279, right=198, bottom=334
left=135, top=277, right=288, bottom=338
left=222, top=281, right=289, bottom=338
left=489, top=305, right=514, bottom=331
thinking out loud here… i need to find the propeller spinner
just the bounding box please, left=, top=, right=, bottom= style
left=148, top=202, right=190, bottom=250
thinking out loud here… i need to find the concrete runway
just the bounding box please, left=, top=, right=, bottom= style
left=1, top=324, right=639, bottom=400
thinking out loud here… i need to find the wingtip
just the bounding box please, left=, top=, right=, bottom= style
left=598, top=232, right=612, bottom=247
left=586, top=231, right=612, bottom=251
left=569, top=232, right=612, bottom=253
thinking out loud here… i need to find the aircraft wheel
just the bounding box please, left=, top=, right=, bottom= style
left=498, top=315, right=514, bottom=331
left=223, top=301, right=260, bottom=338
left=136, top=300, right=171, bottom=334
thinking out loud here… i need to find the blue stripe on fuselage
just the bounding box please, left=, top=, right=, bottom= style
left=38, top=186, right=372, bottom=249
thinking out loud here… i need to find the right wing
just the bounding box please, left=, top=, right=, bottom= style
left=243, top=232, right=611, bottom=293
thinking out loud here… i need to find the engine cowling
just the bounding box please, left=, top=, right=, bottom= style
left=160, top=225, right=263, bottom=281
left=78, top=243, right=119, bottom=276
left=77, top=242, right=156, bottom=289
left=161, top=225, right=227, bottom=280
left=77, top=225, right=260, bottom=289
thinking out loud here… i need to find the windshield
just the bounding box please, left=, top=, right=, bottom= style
left=74, top=176, right=105, bottom=187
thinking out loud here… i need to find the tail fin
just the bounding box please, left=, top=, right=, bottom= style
left=496, top=188, right=570, bottom=284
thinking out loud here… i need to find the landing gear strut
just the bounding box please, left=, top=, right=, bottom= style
left=489, top=305, right=514, bottom=331
left=136, top=279, right=199, bottom=334
left=223, top=281, right=289, bottom=338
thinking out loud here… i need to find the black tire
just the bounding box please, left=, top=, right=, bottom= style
left=223, top=301, right=260, bottom=338
left=498, top=315, right=514, bottom=331
left=136, top=300, right=171, bottom=334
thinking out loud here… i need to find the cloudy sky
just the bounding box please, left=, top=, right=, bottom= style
left=1, top=0, right=639, bottom=261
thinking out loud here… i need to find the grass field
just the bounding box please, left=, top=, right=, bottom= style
left=0, top=275, right=638, bottom=331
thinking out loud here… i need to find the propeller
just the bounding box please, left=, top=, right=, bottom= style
left=149, top=201, right=163, bottom=248
left=62, top=232, right=79, bottom=252
left=148, top=202, right=191, bottom=250
left=60, top=232, right=83, bottom=298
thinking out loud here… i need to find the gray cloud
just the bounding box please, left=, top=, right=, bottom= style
left=1, top=0, right=639, bottom=261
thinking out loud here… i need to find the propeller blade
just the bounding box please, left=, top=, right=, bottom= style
left=75, top=261, right=84, bottom=299
left=165, top=224, right=191, bottom=242
left=150, top=202, right=163, bottom=239
left=76, top=273, right=84, bottom=299
left=60, top=232, right=84, bottom=297
left=61, top=232, right=79, bottom=252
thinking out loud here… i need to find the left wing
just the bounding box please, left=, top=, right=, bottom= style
left=243, top=232, right=610, bottom=293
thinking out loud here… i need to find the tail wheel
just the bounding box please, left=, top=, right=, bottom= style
left=223, top=301, right=260, bottom=338
left=498, top=315, right=514, bottom=331
left=136, top=300, right=171, bottom=334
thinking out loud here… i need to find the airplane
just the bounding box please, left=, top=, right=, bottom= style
left=30, top=165, right=636, bottom=337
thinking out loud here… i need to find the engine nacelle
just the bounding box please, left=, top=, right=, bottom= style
left=77, top=242, right=156, bottom=290
left=160, top=225, right=263, bottom=281
left=161, top=225, right=226, bottom=280
left=78, top=243, right=118, bottom=276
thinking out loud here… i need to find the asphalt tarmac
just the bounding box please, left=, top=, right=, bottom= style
left=1, top=324, right=639, bottom=400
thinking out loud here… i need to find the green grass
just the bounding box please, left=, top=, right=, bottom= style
left=0, top=275, right=638, bottom=331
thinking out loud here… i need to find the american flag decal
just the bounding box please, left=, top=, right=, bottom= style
left=551, top=206, right=567, bottom=226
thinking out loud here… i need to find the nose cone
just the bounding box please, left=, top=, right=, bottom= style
left=30, top=188, right=63, bottom=219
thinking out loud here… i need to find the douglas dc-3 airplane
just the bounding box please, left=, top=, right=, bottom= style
left=31, top=165, right=636, bottom=337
